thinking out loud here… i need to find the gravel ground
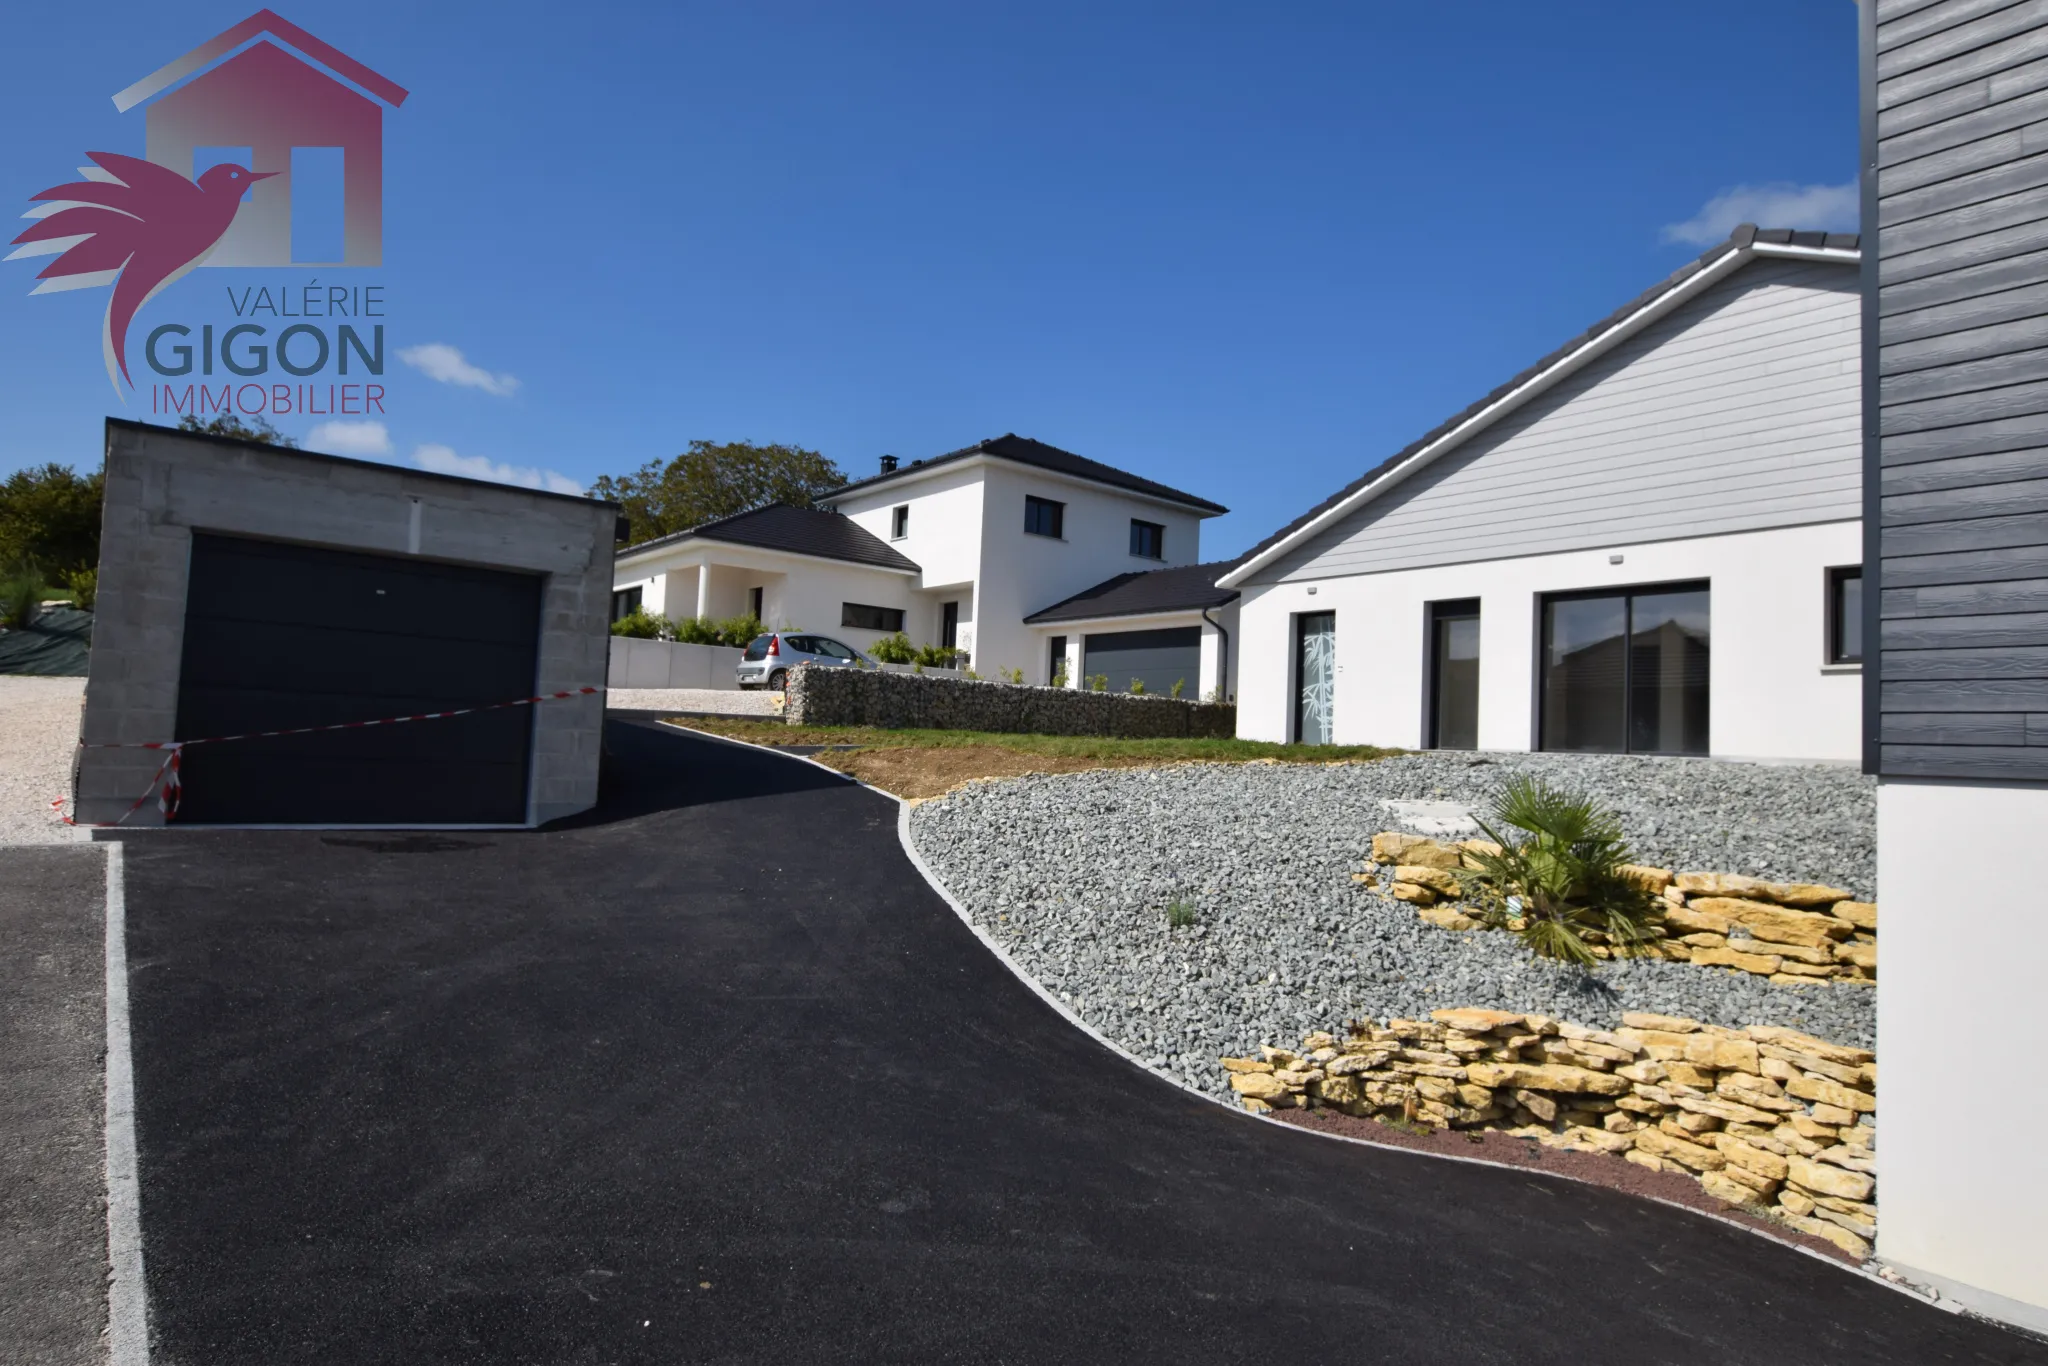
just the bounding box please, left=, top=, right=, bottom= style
left=608, top=687, right=782, bottom=716
left=0, top=678, right=83, bottom=847
left=909, top=751, right=1877, bottom=1102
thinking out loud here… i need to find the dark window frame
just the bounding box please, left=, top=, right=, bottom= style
left=891, top=504, right=909, bottom=540
left=1425, top=598, right=1481, bottom=750
left=1048, top=634, right=1067, bottom=685
left=1537, top=579, right=1711, bottom=757
left=1827, top=566, right=1863, bottom=666
left=840, top=602, right=906, bottom=633
left=748, top=585, right=764, bottom=620
left=611, top=586, right=642, bottom=622
left=1129, top=518, right=1165, bottom=560
left=1024, top=495, right=1065, bottom=539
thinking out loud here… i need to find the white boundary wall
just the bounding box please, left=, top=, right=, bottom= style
left=608, top=637, right=744, bottom=690
left=1234, top=519, right=1863, bottom=761
left=1876, top=779, right=2048, bottom=1332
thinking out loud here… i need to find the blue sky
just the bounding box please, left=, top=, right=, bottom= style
left=0, top=2, right=1860, bottom=559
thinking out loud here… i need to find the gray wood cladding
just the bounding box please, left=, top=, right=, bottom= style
left=1261, top=256, right=1860, bottom=584
left=1874, top=0, right=2048, bottom=779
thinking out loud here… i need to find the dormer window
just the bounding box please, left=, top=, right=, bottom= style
left=1025, top=495, right=1064, bottom=539
left=1130, top=519, right=1164, bottom=560
left=891, top=504, right=909, bottom=540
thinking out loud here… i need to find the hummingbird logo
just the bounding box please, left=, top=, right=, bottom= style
left=8, top=151, right=273, bottom=395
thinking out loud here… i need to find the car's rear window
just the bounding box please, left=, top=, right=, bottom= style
left=743, top=635, right=772, bottom=661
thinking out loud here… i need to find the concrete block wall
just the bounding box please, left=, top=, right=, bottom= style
left=78, top=421, right=618, bottom=826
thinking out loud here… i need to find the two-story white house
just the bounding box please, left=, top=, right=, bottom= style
left=611, top=434, right=1240, bottom=696
left=1223, top=226, right=1866, bottom=761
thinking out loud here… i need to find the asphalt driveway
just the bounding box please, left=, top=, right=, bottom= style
left=115, top=719, right=2044, bottom=1363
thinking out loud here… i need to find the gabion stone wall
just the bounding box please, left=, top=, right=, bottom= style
left=785, top=665, right=1236, bottom=739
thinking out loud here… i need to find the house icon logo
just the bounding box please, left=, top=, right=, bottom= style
left=7, top=9, right=407, bottom=395
left=112, top=8, right=409, bottom=268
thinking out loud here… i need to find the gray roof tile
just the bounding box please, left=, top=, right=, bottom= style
left=621, top=502, right=919, bottom=572
left=1025, top=558, right=1242, bottom=624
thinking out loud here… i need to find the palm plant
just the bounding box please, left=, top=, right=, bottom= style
left=1457, top=777, right=1662, bottom=968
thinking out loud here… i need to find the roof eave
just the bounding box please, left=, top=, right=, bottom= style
left=1024, top=600, right=1236, bottom=627
left=1217, top=241, right=1859, bottom=589
left=828, top=450, right=1228, bottom=517
left=616, top=533, right=919, bottom=575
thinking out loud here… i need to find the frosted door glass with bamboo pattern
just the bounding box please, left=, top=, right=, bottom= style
left=1295, top=611, right=1335, bottom=744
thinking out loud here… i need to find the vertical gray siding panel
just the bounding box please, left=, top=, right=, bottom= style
left=1874, top=0, right=2048, bottom=778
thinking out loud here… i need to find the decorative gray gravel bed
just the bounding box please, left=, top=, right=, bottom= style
left=908, top=751, right=1877, bottom=1103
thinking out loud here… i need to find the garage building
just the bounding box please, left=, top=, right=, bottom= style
left=75, top=420, right=617, bottom=827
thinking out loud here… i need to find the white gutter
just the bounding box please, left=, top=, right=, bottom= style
left=829, top=452, right=1227, bottom=519
left=1023, top=606, right=1222, bottom=631
left=1218, top=242, right=1862, bottom=589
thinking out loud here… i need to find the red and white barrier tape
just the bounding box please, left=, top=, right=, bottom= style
left=51, top=686, right=604, bottom=828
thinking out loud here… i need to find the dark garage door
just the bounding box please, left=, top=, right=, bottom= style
left=1083, top=626, right=1200, bottom=697
left=174, top=533, right=544, bottom=825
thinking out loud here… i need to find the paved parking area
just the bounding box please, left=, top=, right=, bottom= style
left=0, top=845, right=107, bottom=1365
left=110, top=719, right=2046, bottom=1363
left=606, top=686, right=781, bottom=717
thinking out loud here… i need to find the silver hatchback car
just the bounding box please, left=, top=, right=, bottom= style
left=736, top=631, right=875, bottom=690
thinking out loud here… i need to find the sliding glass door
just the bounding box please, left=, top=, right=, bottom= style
left=1540, top=583, right=1709, bottom=756
left=1428, top=599, right=1480, bottom=749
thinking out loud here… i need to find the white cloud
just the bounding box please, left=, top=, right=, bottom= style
left=412, top=443, right=582, bottom=496
left=304, top=419, right=392, bottom=457
left=397, top=342, right=521, bottom=397
left=1660, top=181, right=1859, bottom=247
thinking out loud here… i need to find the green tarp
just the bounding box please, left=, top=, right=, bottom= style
left=0, top=606, right=92, bottom=676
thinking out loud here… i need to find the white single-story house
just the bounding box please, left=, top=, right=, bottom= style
left=612, top=433, right=1237, bottom=693
left=1220, top=225, right=1864, bottom=761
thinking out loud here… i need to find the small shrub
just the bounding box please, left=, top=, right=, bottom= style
left=869, top=631, right=917, bottom=664
left=713, top=613, right=763, bottom=648
left=0, top=566, right=43, bottom=629
left=999, top=666, right=1024, bottom=684
left=64, top=566, right=96, bottom=612
left=1050, top=665, right=1068, bottom=689
left=671, top=615, right=719, bottom=645
left=1089, top=674, right=1108, bottom=692
left=1129, top=678, right=1146, bottom=694
left=1457, top=776, right=1663, bottom=968
left=913, top=643, right=963, bottom=669
left=609, top=608, right=669, bottom=640
left=1165, top=900, right=1197, bottom=930
left=1170, top=677, right=1186, bottom=699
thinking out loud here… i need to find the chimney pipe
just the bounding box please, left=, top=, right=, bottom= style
left=880, top=454, right=899, bottom=474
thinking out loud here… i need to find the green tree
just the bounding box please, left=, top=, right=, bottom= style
left=0, top=463, right=104, bottom=576
left=177, top=412, right=298, bottom=446
left=591, top=440, right=845, bottom=544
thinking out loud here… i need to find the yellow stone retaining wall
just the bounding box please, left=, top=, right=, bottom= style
left=1224, top=1008, right=1878, bottom=1259
left=1364, top=833, right=1879, bottom=985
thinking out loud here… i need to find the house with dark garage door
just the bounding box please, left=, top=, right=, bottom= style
left=73, top=419, right=618, bottom=827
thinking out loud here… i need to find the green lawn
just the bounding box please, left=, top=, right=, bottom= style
left=677, top=716, right=1400, bottom=765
